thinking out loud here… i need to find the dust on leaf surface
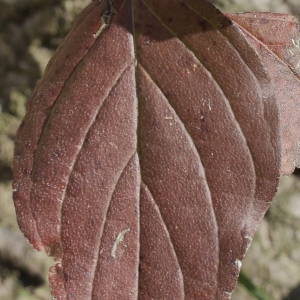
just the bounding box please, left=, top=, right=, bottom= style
left=14, top=0, right=299, bottom=299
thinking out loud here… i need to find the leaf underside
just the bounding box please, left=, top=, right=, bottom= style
left=14, top=0, right=300, bottom=299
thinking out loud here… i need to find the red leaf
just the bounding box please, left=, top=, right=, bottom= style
left=14, top=1, right=298, bottom=299
left=227, top=12, right=300, bottom=175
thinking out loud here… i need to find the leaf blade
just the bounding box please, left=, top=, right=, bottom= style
left=13, top=1, right=288, bottom=299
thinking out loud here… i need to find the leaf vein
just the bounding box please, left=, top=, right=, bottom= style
left=139, top=64, right=219, bottom=292
left=29, top=8, right=106, bottom=244
left=90, top=152, right=137, bottom=299
left=31, top=4, right=103, bottom=179
left=57, top=62, right=134, bottom=253
left=139, top=3, right=258, bottom=294
left=141, top=181, right=185, bottom=298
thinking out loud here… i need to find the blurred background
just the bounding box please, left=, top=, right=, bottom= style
left=0, top=0, right=300, bottom=299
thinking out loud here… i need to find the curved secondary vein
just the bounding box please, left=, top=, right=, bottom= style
left=33, top=62, right=134, bottom=254
left=28, top=7, right=107, bottom=243
left=32, top=3, right=104, bottom=167
left=139, top=63, right=217, bottom=232
left=139, top=63, right=219, bottom=289
left=140, top=2, right=258, bottom=296
left=141, top=181, right=185, bottom=298
left=141, top=0, right=258, bottom=218
left=89, top=153, right=137, bottom=299
left=59, top=61, right=133, bottom=218
left=140, top=0, right=256, bottom=185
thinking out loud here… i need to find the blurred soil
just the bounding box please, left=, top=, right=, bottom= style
left=0, top=0, right=300, bottom=299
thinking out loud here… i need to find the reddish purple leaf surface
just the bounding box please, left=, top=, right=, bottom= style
left=13, top=0, right=300, bottom=299
left=227, top=12, right=300, bottom=176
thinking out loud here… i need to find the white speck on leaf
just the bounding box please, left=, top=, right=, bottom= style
left=235, top=259, right=242, bottom=270
left=111, top=228, right=130, bottom=259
